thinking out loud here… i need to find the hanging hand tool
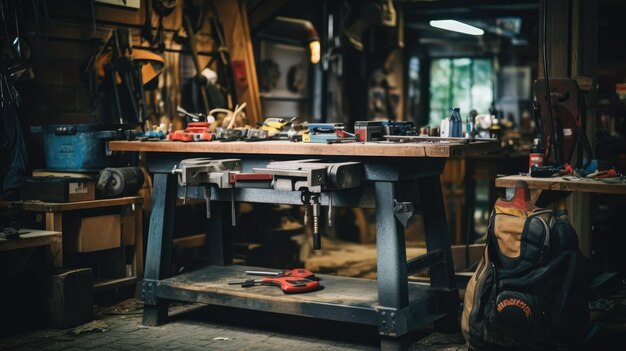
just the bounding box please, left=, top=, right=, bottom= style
left=309, top=193, right=321, bottom=249
left=209, top=16, right=238, bottom=109
left=227, top=277, right=321, bottom=294
left=182, top=14, right=210, bottom=113
left=245, top=268, right=318, bottom=280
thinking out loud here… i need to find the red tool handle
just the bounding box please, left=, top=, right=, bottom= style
left=261, top=277, right=321, bottom=294
left=229, top=173, right=274, bottom=184
left=245, top=268, right=318, bottom=280
left=282, top=268, right=317, bottom=280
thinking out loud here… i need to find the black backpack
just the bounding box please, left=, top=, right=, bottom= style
left=461, top=187, right=590, bottom=350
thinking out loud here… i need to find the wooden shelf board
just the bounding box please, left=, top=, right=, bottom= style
left=495, top=175, right=626, bottom=195
left=9, top=196, right=143, bottom=212
left=154, top=265, right=441, bottom=326
left=93, top=276, right=138, bottom=292
left=109, top=140, right=499, bottom=158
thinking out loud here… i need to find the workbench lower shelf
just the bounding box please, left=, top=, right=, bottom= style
left=147, top=265, right=445, bottom=328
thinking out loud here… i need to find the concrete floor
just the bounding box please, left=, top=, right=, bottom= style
left=0, top=299, right=468, bottom=351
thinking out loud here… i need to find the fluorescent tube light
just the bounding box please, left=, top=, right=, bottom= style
left=429, top=20, right=484, bottom=36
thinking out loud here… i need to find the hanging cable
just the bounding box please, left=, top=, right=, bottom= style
left=542, top=0, right=560, bottom=164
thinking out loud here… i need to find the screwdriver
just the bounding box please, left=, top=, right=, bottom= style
left=244, top=268, right=318, bottom=280
left=228, top=276, right=321, bottom=294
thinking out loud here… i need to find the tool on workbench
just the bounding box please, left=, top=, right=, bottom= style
left=253, top=160, right=363, bottom=249
left=354, top=121, right=384, bottom=142
left=168, top=106, right=213, bottom=142
left=302, top=123, right=346, bottom=143
left=287, top=123, right=308, bottom=142
left=259, top=117, right=297, bottom=138
left=245, top=268, right=319, bottom=280
left=168, top=122, right=212, bottom=142
left=215, top=127, right=269, bottom=142
left=382, top=121, right=417, bottom=136
left=227, top=276, right=321, bottom=294
left=354, top=121, right=417, bottom=142
left=173, top=158, right=273, bottom=223
left=530, top=163, right=575, bottom=178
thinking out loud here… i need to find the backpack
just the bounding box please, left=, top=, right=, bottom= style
left=461, top=185, right=590, bottom=351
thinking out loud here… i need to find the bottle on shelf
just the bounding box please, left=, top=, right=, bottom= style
left=528, top=138, right=545, bottom=173
left=449, top=107, right=462, bottom=137
left=466, top=113, right=475, bottom=140
left=489, top=114, right=501, bottom=139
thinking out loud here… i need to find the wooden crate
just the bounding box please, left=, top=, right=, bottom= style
left=66, top=214, right=121, bottom=252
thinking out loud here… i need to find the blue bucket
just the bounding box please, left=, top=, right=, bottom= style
left=31, top=124, right=126, bottom=171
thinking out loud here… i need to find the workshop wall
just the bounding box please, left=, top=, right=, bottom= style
left=12, top=0, right=261, bottom=172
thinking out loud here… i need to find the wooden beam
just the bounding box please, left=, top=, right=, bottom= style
left=538, top=0, right=571, bottom=77
left=538, top=0, right=599, bottom=257
left=173, top=234, right=207, bottom=250
left=214, top=0, right=263, bottom=125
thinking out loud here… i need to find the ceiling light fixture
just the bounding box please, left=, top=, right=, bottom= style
left=429, top=20, right=484, bottom=36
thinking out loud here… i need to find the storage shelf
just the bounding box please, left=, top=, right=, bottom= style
left=93, top=276, right=137, bottom=292
left=9, top=196, right=143, bottom=212
left=154, top=265, right=443, bottom=326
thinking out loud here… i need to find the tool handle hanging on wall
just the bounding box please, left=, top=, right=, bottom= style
left=209, top=16, right=238, bottom=110
left=183, top=14, right=210, bottom=114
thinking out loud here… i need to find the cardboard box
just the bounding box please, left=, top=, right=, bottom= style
left=21, top=177, right=96, bottom=203
left=67, top=214, right=121, bottom=252
left=47, top=268, right=93, bottom=329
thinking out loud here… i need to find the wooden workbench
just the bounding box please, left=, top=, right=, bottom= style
left=495, top=175, right=626, bottom=195
left=495, top=174, right=626, bottom=257
left=6, top=196, right=144, bottom=291
left=0, top=230, right=62, bottom=285
left=109, top=139, right=498, bottom=157
left=109, top=139, right=497, bottom=350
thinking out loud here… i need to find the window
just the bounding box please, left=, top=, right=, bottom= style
left=429, top=58, right=493, bottom=126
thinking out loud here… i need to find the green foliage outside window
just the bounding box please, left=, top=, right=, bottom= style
left=429, top=58, right=493, bottom=126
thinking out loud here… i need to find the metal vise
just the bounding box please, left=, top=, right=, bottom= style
left=253, top=159, right=363, bottom=192
left=253, top=159, right=364, bottom=249
left=173, top=158, right=241, bottom=188
left=172, top=158, right=274, bottom=225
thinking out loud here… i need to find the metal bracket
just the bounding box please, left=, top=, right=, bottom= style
left=377, top=306, right=409, bottom=337
left=140, top=279, right=159, bottom=305
left=393, top=200, right=415, bottom=228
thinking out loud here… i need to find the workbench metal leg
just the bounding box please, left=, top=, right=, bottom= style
left=205, top=203, right=232, bottom=265
left=375, top=181, right=409, bottom=348
left=142, top=172, right=177, bottom=326
left=418, top=175, right=459, bottom=332
left=380, top=335, right=410, bottom=351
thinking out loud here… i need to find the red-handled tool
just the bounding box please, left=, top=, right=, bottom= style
left=228, top=277, right=321, bottom=294
left=244, top=268, right=318, bottom=280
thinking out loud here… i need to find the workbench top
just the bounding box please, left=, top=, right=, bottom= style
left=109, top=139, right=499, bottom=158
left=495, top=175, right=626, bottom=195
